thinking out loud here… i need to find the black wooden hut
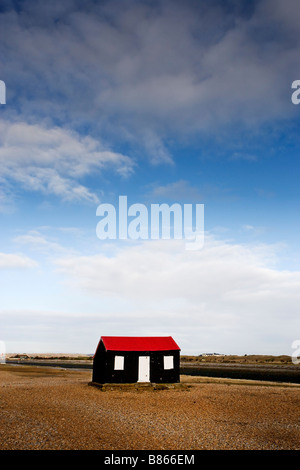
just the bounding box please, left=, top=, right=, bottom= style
left=92, top=336, right=181, bottom=384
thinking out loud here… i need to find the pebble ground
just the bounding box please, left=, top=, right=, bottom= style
left=0, top=365, right=299, bottom=450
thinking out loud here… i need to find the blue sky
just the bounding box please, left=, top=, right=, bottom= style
left=1, top=0, right=300, bottom=355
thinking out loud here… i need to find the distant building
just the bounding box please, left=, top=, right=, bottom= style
left=92, top=336, right=181, bottom=384
left=200, top=353, right=223, bottom=357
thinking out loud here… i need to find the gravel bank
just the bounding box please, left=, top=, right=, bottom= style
left=0, top=365, right=299, bottom=450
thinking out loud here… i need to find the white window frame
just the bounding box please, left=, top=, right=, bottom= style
left=163, top=355, right=174, bottom=370
left=114, top=355, right=124, bottom=370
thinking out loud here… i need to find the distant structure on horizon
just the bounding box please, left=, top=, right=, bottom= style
left=199, top=353, right=223, bottom=357
left=92, top=336, right=181, bottom=384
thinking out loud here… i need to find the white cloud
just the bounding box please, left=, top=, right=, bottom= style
left=54, top=236, right=300, bottom=354
left=0, top=120, right=135, bottom=204
left=1, top=235, right=298, bottom=354
left=1, top=0, right=299, bottom=162
left=0, top=252, right=37, bottom=269
left=14, top=230, right=66, bottom=255
left=241, top=224, right=266, bottom=237
left=54, top=237, right=287, bottom=300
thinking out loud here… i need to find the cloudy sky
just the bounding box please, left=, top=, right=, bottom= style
left=1, top=0, right=300, bottom=355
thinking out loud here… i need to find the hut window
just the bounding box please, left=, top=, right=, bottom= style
left=114, top=355, right=124, bottom=370
left=163, top=355, right=174, bottom=370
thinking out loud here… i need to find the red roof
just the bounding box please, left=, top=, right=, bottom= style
left=100, top=336, right=180, bottom=352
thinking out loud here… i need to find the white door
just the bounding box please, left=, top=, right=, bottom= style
left=138, top=356, right=150, bottom=382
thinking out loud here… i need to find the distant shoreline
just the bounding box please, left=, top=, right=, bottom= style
left=5, top=355, right=300, bottom=384
left=5, top=353, right=297, bottom=365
